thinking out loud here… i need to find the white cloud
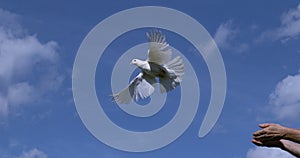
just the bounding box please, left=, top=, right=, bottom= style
left=7, top=82, right=36, bottom=107
left=0, top=95, right=8, bottom=117
left=269, top=73, right=300, bottom=120
left=214, top=20, right=236, bottom=49
left=0, top=8, right=22, bottom=33
left=258, top=3, right=300, bottom=42
left=0, top=29, right=58, bottom=83
left=0, top=8, right=63, bottom=118
left=247, top=147, right=293, bottom=158
left=277, top=4, right=300, bottom=39
left=214, top=20, right=248, bottom=53
left=17, top=148, right=47, bottom=158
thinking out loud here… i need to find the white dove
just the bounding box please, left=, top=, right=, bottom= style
left=113, top=30, right=184, bottom=104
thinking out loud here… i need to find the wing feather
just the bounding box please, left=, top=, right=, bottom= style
left=147, top=29, right=172, bottom=65
left=159, top=56, right=184, bottom=93
left=112, top=73, right=156, bottom=104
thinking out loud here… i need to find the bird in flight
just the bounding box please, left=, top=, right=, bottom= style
left=113, top=29, right=184, bottom=104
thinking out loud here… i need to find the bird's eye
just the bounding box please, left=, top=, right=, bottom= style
left=134, top=59, right=136, bottom=62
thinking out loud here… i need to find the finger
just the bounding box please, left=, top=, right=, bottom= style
left=254, top=134, right=282, bottom=142
left=259, top=123, right=271, bottom=128
left=253, top=135, right=272, bottom=142
left=252, top=139, right=263, bottom=146
left=253, top=129, right=266, bottom=136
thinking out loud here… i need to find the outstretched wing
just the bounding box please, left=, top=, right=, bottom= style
left=147, top=29, right=172, bottom=65
left=160, top=56, right=184, bottom=93
left=112, top=73, right=156, bottom=104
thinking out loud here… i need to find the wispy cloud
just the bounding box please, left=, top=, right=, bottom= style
left=0, top=95, right=8, bottom=118
left=214, top=20, right=236, bottom=49
left=268, top=72, right=300, bottom=120
left=0, top=8, right=63, bottom=119
left=247, top=146, right=293, bottom=158
left=16, top=148, right=47, bottom=158
left=0, top=9, right=22, bottom=34
left=214, top=20, right=249, bottom=53
left=257, top=3, right=300, bottom=43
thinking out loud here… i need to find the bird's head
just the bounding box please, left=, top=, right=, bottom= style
left=130, top=59, right=143, bottom=66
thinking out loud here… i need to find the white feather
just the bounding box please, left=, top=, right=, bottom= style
left=112, top=29, right=184, bottom=104
left=113, top=73, right=155, bottom=104
left=146, top=30, right=172, bottom=65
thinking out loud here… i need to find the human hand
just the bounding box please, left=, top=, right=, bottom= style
left=252, top=138, right=284, bottom=149
left=253, top=124, right=300, bottom=157
left=253, top=123, right=287, bottom=142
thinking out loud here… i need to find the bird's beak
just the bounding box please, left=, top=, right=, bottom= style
left=130, top=61, right=134, bottom=65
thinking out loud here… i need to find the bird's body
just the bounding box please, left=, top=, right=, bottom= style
left=135, top=61, right=167, bottom=78
left=113, top=30, right=184, bottom=104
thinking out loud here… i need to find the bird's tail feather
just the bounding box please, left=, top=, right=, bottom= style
left=159, top=56, right=184, bottom=93
left=166, top=56, right=184, bottom=82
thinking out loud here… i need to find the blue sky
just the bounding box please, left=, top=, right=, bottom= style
left=1, top=0, right=300, bottom=157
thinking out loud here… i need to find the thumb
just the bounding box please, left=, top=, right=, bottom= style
left=259, top=123, right=271, bottom=128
